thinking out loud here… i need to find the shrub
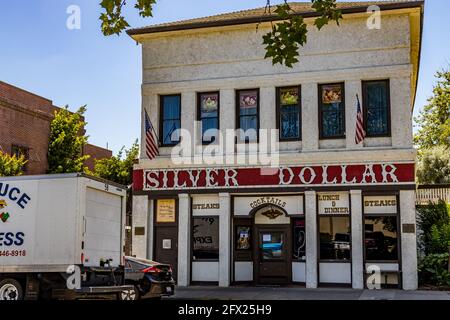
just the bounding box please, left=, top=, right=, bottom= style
left=418, top=253, right=450, bottom=287
left=430, top=224, right=450, bottom=254
left=0, top=151, right=27, bottom=176
left=417, top=200, right=450, bottom=254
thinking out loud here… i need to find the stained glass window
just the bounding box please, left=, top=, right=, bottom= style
left=278, top=87, right=301, bottom=140
left=161, top=95, right=181, bottom=146
left=319, top=83, right=345, bottom=139
left=237, top=89, right=259, bottom=142
left=363, top=80, right=390, bottom=136
left=198, top=92, right=219, bottom=144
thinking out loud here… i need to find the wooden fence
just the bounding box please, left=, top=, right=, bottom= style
left=416, top=185, right=450, bottom=205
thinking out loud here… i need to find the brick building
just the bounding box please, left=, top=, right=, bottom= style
left=0, top=81, right=112, bottom=174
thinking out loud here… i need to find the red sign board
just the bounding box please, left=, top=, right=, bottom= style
left=133, top=163, right=415, bottom=191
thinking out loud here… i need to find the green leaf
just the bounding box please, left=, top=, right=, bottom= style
left=314, top=16, right=329, bottom=30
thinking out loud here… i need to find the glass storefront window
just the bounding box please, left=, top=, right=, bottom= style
left=319, top=217, right=351, bottom=261
left=292, top=218, right=306, bottom=261
left=364, top=216, right=398, bottom=261
left=192, top=217, right=219, bottom=260
left=260, top=232, right=284, bottom=260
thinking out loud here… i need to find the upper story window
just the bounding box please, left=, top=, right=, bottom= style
left=198, top=92, right=219, bottom=144
left=236, top=89, right=259, bottom=143
left=362, top=80, right=391, bottom=137
left=277, top=86, right=301, bottom=141
left=319, top=83, right=345, bottom=139
left=160, top=95, right=181, bottom=146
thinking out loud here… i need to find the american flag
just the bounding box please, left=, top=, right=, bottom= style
left=144, top=109, right=159, bottom=160
left=355, top=94, right=366, bottom=145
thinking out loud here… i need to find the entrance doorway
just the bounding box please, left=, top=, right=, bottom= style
left=254, top=225, right=291, bottom=285
left=154, top=226, right=178, bottom=281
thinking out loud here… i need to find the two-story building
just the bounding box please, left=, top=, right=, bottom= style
left=0, top=81, right=112, bottom=174
left=128, top=1, right=424, bottom=290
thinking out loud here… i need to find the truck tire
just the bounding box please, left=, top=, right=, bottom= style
left=118, top=286, right=139, bottom=301
left=0, top=279, right=24, bottom=301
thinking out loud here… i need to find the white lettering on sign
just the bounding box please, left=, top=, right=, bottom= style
left=362, top=165, right=377, bottom=183
left=381, top=164, right=399, bottom=183
left=318, top=192, right=350, bottom=215
left=299, top=167, right=316, bottom=184
left=139, top=163, right=413, bottom=191
left=279, top=167, right=294, bottom=185
left=322, top=165, right=338, bottom=184
left=224, top=169, right=238, bottom=187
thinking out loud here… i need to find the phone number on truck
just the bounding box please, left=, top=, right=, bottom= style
left=0, top=250, right=27, bottom=257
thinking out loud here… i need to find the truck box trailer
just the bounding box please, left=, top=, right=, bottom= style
left=0, top=173, right=134, bottom=300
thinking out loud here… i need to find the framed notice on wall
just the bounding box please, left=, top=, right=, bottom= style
left=156, top=199, right=176, bottom=223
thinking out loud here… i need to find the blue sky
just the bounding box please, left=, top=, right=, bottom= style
left=0, top=0, right=447, bottom=153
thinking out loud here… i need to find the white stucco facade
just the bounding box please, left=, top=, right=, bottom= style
left=130, top=2, right=423, bottom=291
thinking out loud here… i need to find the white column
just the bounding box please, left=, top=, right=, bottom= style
left=400, top=190, right=418, bottom=290
left=350, top=190, right=364, bottom=289
left=180, top=92, right=196, bottom=156
left=345, top=81, right=363, bottom=150
left=220, top=89, right=235, bottom=159
left=260, top=87, right=276, bottom=130
left=305, top=190, right=318, bottom=288
left=132, top=195, right=149, bottom=258
left=302, top=83, right=319, bottom=151
left=219, top=193, right=231, bottom=287
left=146, top=199, right=154, bottom=259
left=177, top=194, right=191, bottom=286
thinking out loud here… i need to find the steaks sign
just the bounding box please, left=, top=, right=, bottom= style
left=133, top=163, right=415, bottom=191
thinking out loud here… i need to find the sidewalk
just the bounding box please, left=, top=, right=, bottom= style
left=165, top=286, right=450, bottom=300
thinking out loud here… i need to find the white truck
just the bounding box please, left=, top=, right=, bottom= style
left=0, top=173, right=135, bottom=300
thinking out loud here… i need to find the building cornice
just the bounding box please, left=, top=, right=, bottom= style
left=0, top=96, right=54, bottom=121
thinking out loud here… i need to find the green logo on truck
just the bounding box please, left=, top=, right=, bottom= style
left=0, top=200, right=9, bottom=223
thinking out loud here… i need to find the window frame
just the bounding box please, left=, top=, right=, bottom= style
left=362, top=79, right=392, bottom=138
left=159, top=94, right=182, bottom=147
left=276, top=85, right=302, bottom=142
left=192, top=215, right=220, bottom=262
left=235, top=88, right=260, bottom=143
left=318, top=214, right=352, bottom=263
left=363, top=194, right=400, bottom=264
left=11, top=144, right=29, bottom=159
left=292, top=217, right=306, bottom=261
left=318, top=82, right=346, bottom=140
left=197, top=91, right=220, bottom=145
